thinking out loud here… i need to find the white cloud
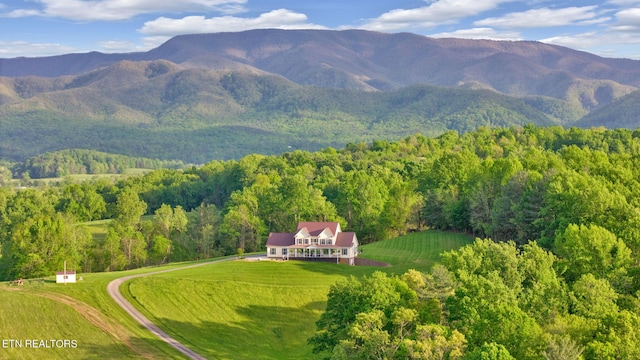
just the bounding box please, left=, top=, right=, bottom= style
left=612, top=8, right=640, bottom=31
left=607, top=0, right=640, bottom=5
left=358, top=0, right=514, bottom=32
left=542, top=31, right=640, bottom=59
left=139, top=9, right=327, bottom=36
left=0, top=40, right=77, bottom=58
left=429, top=27, right=522, bottom=41
left=4, top=0, right=247, bottom=21
left=98, top=40, right=148, bottom=53
left=140, top=36, right=173, bottom=50
left=475, top=6, right=603, bottom=28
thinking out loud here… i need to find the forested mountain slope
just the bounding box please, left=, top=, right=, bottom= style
left=1, top=29, right=638, bottom=110
left=2, top=29, right=640, bottom=163
left=0, top=62, right=555, bottom=163
left=572, top=90, right=640, bottom=129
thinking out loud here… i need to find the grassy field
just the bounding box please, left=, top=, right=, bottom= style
left=359, top=230, right=474, bottom=273
left=0, top=230, right=472, bottom=360
left=0, top=289, right=134, bottom=359
left=10, top=169, right=153, bottom=187
left=0, top=261, right=217, bottom=359
left=120, top=230, right=473, bottom=359
left=123, top=260, right=374, bottom=359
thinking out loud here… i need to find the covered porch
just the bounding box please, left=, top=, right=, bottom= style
left=284, top=245, right=344, bottom=263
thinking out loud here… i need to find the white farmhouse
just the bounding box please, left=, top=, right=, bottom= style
left=266, top=222, right=358, bottom=265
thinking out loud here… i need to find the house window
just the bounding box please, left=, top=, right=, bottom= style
left=328, top=240, right=332, bottom=245
left=282, top=249, right=288, bottom=255
left=305, top=239, right=309, bottom=244
left=342, top=248, right=349, bottom=256
left=270, top=248, right=277, bottom=255
left=313, top=238, right=318, bottom=244
left=320, top=239, right=325, bottom=245
left=297, top=239, right=302, bottom=245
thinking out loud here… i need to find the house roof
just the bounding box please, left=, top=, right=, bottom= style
left=336, top=232, right=357, bottom=247
left=56, top=270, right=76, bottom=275
left=268, top=222, right=356, bottom=248
left=266, top=232, right=296, bottom=246
left=296, top=222, right=339, bottom=236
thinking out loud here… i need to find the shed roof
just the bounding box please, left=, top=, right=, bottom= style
left=56, top=270, right=76, bottom=275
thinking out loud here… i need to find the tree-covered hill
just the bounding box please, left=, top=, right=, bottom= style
left=2, top=30, right=639, bottom=106
left=0, top=62, right=559, bottom=163
left=15, top=149, right=185, bottom=179
left=572, top=90, right=640, bottom=129
left=4, top=125, right=640, bottom=358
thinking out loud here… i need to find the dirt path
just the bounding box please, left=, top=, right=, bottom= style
left=106, top=255, right=263, bottom=360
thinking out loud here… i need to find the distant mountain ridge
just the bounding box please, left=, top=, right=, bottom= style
left=1, top=29, right=639, bottom=109
left=1, top=29, right=640, bottom=163
left=0, top=60, right=555, bottom=163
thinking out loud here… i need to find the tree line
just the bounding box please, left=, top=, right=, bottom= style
left=3, top=124, right=640, bottom=357
left=306, top=124, right=640, bottom=359
left=1, top=125, right=640, bottom=275
left=11, top=149, right=185, bottom=179
left=310, top=238, right=638, bottom=359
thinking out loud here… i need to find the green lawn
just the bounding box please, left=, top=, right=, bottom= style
left=359, top=230, right=474, bottom=273
left=122, top=260, right=374, bottom=360
left=0, top=262, right=213, bottom=359
left=0, top=230, right=472, bottom=360
left=120, top=230, right=473, bottom=359
left=0, top=289, right=134, bottom=360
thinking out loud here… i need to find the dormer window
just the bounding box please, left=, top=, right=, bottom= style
left=328, top=240, right=332, bottom=245
left=320, top=239, right=326, bottom=245
left=305, top=238, right=309, bottom=244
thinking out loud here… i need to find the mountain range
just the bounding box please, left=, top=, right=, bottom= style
left=1, top=29, right=639, bottom=163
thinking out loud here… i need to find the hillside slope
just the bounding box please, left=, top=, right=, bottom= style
left=0, top=61, right=555, bottom=163
left=572, top=90, right=640, bottom=129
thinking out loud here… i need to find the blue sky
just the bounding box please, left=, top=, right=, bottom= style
left=1, top=0, right=639, bottom=59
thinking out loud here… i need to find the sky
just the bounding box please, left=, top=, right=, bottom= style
left=1, top=0, right=639, bottom=60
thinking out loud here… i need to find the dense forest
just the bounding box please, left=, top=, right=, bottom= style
left=12, top=149, right=185, bottom=179
left=0, top=67, right=562, bottom=164
left=2, top=124, right=640, bottom=358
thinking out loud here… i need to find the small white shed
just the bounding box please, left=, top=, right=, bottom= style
left=56, top=270, right=76, bottom=284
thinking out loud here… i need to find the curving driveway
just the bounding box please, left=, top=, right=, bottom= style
left=107, top=255, right=263, bottom=360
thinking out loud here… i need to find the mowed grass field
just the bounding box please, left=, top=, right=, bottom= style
left=121, top=230, right=473, bottom=360
left=360, top=230, right=474, bottom=273
left=0, top=230, right=472, bottom=360
left=0, top=262, right=211, bottom=359
left=0, top=289, right=133, bottom=360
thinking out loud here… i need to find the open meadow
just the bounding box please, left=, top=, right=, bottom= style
left=0, top=230, right=472, bottom=359
left=120, top=230, right=473, bottom=359
left=0, top=288, right=134, bottom=359
left=0, top=261, right=219, bottom=359
left=359, top=230, right=473, bottom=273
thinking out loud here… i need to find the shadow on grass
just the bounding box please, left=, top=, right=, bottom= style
left=285, top=259, right=396, bottom=281
left=151, top=301, right=327, bottom=360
